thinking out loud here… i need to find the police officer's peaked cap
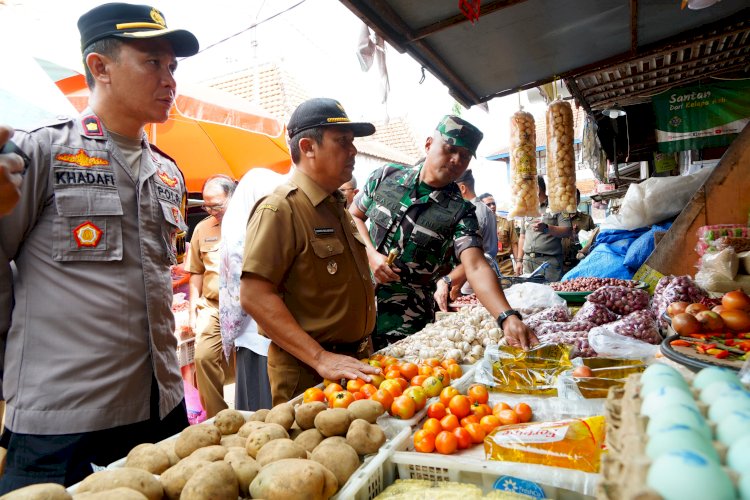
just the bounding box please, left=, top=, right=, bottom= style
left=436, top=115, right=483, bottom=158
left=78, top=3, right=199, bottom=57
left=288, top=98, right=375, bottom=139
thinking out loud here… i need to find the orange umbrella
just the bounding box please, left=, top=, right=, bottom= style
left=59, top=74, right=291, bottom=193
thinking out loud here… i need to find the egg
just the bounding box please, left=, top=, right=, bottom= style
left=700, top=380, right=748, bottom=405
left=739, top=473, right=750, bottom=500
left=647, top=403, right=711, bottom=440
left=645, top=426, right=719, bottom=462
left=641, top=363, right=684, bottom=386
left=727, top=434, right=750, bottom=472
left=692, top=367, right=740, bottom=391
left=641, top=374, right=692, bottom=398
left=647, top=450, right=735, bottom=500
left=716, top=409, right=750, bottom=445
left=641, top=386, right=699, bottom=417
left=709, top=391, right=750, bottom=422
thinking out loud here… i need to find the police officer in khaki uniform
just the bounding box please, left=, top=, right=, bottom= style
left=186, top=175, right=236, bottom=418
left=479, top=193, right=519, bottom=276
left=516, top=176, right=573, bottom=282
left=0, top=3, right=198, bottom=491
left=240, top=98, right=381, bottom=405
left=562, top=189, right=597, bottom=275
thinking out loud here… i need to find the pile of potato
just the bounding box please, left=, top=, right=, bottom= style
left=545, top=100, right=577, bottom=214
left=508, top=111, right=540, bottom=218
left=12, top=402, right=389, bottom=500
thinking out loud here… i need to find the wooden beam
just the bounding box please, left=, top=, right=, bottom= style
left=564, top=78, right=593, bottom=115
left=630, top=0, right=639, bottom=55
left=410, top=0, right=531, bottom=42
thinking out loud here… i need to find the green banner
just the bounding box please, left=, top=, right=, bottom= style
left=652, top=80, right=750, bottom=153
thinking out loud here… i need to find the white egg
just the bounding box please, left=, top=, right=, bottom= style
left=700, top=380, right=748, bottom=405
left=739, top=473, right=750, bottom=500
left=716, top=410, right=750, bottom=445
left=727, top=434, right=750, bottom=472
left=709, top=391, right=750, bottom=422
left=647, top=450, right=735, bottom=500
left=641, top=386, right=699, bottom=417
left=647, top=403, right=711, bottom=440
left=645, top=426, right=719, bottom=462
left=641, top=363, right=684, bottom=386
left=693, top=367, right=740, bottom=391
left=641, top=374, right=692, bottom=398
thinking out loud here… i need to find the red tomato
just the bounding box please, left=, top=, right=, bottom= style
left=359, top=383, right=378, bottom=398
left=440, top=413, right=460, bottom=432
left=423, top=417, right=443, bottom=435
left=453, top=427, right=472, bottom=450
left=480, top=415, right=503, bottom=434
left=413, top=429, right=436, bottom=453
left=391, top=395, right=416, bottom=420
left=399, top=362, right=419, bottom=380
left=467, top=384, right=489, bottom=405
left=464, top=422, right=486, bottom=444
left=302, top=387, right=326, bottom=403
left=346, top=378, right=366, bottom=393
left=448, top=395, right=472, bottom=419
left=370, top=389, right=394, bottom=411
left=330, top=390, right=354, bottom=409
left=439, top=386, right=460, bottom=407
left=434, top=430, right=458, bottom=455
left=427, top=402, right=447, bottom=420
left=471, top=403, right=492, bottom=419
left=514, top=403, right=533, bottom=423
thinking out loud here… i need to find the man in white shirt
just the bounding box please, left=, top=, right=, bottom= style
left=219, top=167, right=291, bottom=410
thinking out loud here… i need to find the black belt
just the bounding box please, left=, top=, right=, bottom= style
left=527, top=252, right=555, bottom=258
left=320, top=337, right=370, bottom=355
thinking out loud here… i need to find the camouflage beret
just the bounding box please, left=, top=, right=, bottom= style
left=435, top=115, right=483, bottom=158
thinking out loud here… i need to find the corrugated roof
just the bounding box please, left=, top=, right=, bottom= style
left=368, top=117, right=423, bottom=162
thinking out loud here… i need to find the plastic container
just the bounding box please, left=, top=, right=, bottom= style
left=177, top=337, right=195, bottom=367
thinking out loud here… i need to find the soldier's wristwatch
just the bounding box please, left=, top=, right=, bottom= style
left=496, top=309, right=522, bottom=329
left=441, top=275, right=452, bottom=287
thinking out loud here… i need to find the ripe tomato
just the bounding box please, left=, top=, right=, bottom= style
left=492, top=401, right=511, bottom=417
left=323, top=383, right=343, bottom=401
left=434, top=430, right=458, bottom=455
left=471, top=403, right=492, bottom=419
left=385, top=368, right=403, bottom=380
left=440, top=358, right=458, bottom=370
left=453, top=427, right=472, bottom=450
left=421, top=376, right=443, bottom=398
left=448, top=395, right=472, bottom=419
left=418, top=365, right=434, bottom=377
left=331, top=390, right=355, bottom=409
left=403, top=386, right=428, bottom=410
left=394, top=377, right=409, bottom=391
left=423, top=358, right=441, bottom=368
left=514, top=402, right=533, bottom=423
left=382, top=356, right=398, bottom=367
left=370, top=389, right=394, bottom=411
left=368, top=359, right=383, bottom=369
left=380, top=379, right=403, bottom=398
left=440, top=386, right=460, bottom=407
left=413, top=429, right=436, bottom=453
left=391, top=395, right=416, bottom=420
left=467, top=384, right=489, bottom=405
left=346, top=378, right=366, bottom=393
left=447, top=364, right=463, bottom=380
left=496, top=409, right=520, bottom=426
left=440, top=413, right=460, bottom=432
left=464, top=422, right=486, bottom=444
left=410, top=375, right=428, bottom=387
left=359, top=383, right=378, bottom=398
left=432, top=367, right=451, bottom=386
left=427, top=402, right=447, bottom=420
left=369, top=373, right=385, bottom=388
left=423, top=417, right=443, bottom=435
left=302, top=387, right=326, bottom=403
left=460, top=415, right=480, bottom=427
left=399, top=362, right=419, bottom=380
left=352, top=391, right=366, bottom=401
left=480, top=415, right=502, bottom=434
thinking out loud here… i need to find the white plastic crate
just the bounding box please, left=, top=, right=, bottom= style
left=177, top=337, right=195, bottom=367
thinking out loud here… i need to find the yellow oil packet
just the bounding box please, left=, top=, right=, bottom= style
left=484, top=416, right=606, bottom=473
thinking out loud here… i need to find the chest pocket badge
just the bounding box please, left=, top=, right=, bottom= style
left=327, top=261, right=338, bottom=274
left=73, top=221, right=103, bottom=248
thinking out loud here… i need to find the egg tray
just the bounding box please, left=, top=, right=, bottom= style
left=596, top=373, right=741, bottom=500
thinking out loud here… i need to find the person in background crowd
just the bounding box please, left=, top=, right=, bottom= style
left=0, top=126, right=24, bottom=217
left=339, top=177, right=358, bottom=208
left=240, top=98, right=381, bottom=405
left=479, top=192, right=519, bottom=277
left=186, top=175, right=236, bottom=418
left=219, top=167, right=292, bottom=411
left=455, top=170, right=497, bottom=295
left=516, top=175, right=573, bottom=281
left=0, top=3, right=198, bottom=491
left=350, top=115, right=538, bottom=351
left=562, top=188, right=597, bottom=274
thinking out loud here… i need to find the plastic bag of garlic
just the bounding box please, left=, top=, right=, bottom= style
left=545, top=100, right=577, bottom=214
left=377, top=305, right=503, bottom=364
left=508, top=111, right=540, bottom=218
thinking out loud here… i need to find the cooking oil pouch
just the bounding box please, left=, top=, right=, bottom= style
left=480, top=344, right=573, bottom=395
left=484, top=416, right=606, bottom=473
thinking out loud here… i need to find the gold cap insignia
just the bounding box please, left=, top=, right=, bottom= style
left=150, top=8, right=166, bottom=27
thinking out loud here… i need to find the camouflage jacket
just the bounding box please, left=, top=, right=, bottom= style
left=354, top=163, right=482, bottom=287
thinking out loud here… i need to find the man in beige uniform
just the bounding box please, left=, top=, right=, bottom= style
left=479, top=193, right=519, bottom=276
left=562, top=189, right=597, bottom=275
left=0, top=3, right=197, bottom=491
left=186, top=175, right=236, bottom=417
left=240, top=98, right=381, bottom=405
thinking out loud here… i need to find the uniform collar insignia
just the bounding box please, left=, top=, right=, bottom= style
left=81, top=115, right=104, bottom=137
left=55, top=149, right=109, bottom=168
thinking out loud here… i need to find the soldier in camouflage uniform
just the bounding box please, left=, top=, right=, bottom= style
left=350, top=116, right=537, bottom=351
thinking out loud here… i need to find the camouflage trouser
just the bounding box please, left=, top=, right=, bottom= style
left=373, top=282, right=434, bottom=352
left=523, top=254, right=563, bottom=282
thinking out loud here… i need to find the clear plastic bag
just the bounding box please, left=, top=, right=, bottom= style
left=587, top=285, right=649, bottom=315
left=699, top=248, right=739, bottom=280
left=508, top=111, right=540, bottom=218
left=545, top=100, right=577, bottom=214
left=588, top=323, right=660, bottom=359
left=651, top=275, right=707, bottom=323
left=525, top=305, right=571, bottom=323
left=574, top=301, right=619, bottom=326
left=475, top=344, right=573, bottom=395
left=503, top=282, right=567, bottom=312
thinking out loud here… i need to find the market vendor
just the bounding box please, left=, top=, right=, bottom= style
left=240, top=98, right=381, bottom=405
left=350, top=115, right=538, bottom=351
left=0, top=126, right=23, bottom=217
left=480, top=193, right=519, bottom=277
left=186, top=175, right=236, bottom=418
left=0, top=3, right=197, bottom=491
left=516, top=175, right=573, bottom=281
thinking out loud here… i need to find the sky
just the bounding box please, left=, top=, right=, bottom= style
left=0, top=0, right=550, bottom=202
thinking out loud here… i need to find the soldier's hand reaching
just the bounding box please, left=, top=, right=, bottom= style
left=502, top=314, right=538, bottom=350
left=367, top=248, right=400, bottom=284
left=315, top=350, right=382, bottom=382
left=433, top=279, right=450, bottom=312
